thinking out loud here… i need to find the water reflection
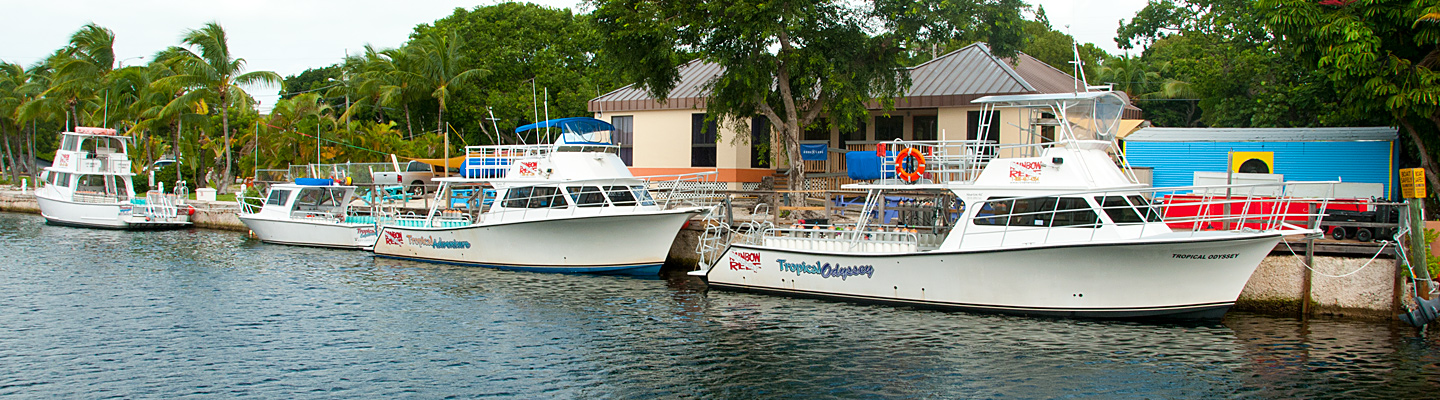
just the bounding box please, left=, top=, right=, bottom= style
left=0, top=212, right=1436, bottom=398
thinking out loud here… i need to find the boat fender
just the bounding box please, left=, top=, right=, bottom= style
left=187, top=205, right=196, bottom=216
left=894, top=147, right=926, bottom=184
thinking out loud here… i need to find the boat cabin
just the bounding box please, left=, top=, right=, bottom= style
left=248, top=180, right=360, bottom=222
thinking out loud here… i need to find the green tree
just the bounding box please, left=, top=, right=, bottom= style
left=1261, top=0, right=1440, bottom=191
left=157, top=22, right=282, bottom=193
left=405, top=31, right=488, bottom=138
left=43, top=23, right=115, bottom=129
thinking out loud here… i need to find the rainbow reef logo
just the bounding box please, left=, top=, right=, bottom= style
left=775, top=259, right=874, bottom=280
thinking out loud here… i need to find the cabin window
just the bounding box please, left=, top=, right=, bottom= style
left=503, top=187, right=567, bottom=209
left=76, top=175, right=106, bottom=193
left=605, top=186, right=638, bottom=206
left=266, top=189, right=292, bottom=206
left=630, top=185, right=656, bottom=206
left=566, top=186, right=608, bottom=208
left=56, top=173, right=72, bottom=188
left=973, top=196, right=1099, bottom=228
left=61, top=136, right=78, bottom=151
left=1129, top=195, right=1164, bottom=222
left=293, top=188, right=346, bottom=211
left=1100, top=195, right=1145, bottom=224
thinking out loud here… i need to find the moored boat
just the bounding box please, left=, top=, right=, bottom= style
left=371, top=117, right=708, bottom=275
left=237, top=179, right=381, bottom=250
left=692, top=91, right=1335, bottom=318
left=34, top=127, right=192, bottom=229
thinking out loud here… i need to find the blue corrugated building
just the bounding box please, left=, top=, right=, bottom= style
left=1123, top=127, right=1399, bottom=199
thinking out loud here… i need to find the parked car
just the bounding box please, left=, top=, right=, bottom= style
left=372, top=160, right=440, bottom=194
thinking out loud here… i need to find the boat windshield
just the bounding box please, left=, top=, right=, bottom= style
left=1064, top=95, right=1125, bottom=142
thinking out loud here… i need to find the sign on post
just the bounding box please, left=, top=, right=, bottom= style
left=1400, top=168, right=1427, bottom=199
left=800, top=143, right=828, bottom=161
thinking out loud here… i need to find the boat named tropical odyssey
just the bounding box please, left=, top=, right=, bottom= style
left=692, top=91, right=1335, bottom=319
left=371, top=117, right=709, bottom=275
left=237, top=179, right=381, bottom=250
left=35, top=127, right=193, bottom=229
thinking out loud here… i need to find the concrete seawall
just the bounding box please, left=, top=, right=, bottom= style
left=1, top=188, right=1410, bottom=320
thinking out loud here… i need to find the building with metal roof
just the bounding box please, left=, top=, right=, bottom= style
left=589, top=43, right=1143, bottom=188
left=1124, top=126, right=1400, bottom=198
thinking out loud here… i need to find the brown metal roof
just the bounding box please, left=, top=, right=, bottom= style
left=589, top=42, right=1143, bottom=117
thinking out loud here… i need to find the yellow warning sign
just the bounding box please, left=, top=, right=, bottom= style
left=1230, top=151, right=1274, bottom=174
left=1400, top=168, right=1427, bottom=199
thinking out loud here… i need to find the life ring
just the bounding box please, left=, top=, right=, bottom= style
left=895, top=147, right=926, bottom=183
left=243, top=177, right=255, bottom=188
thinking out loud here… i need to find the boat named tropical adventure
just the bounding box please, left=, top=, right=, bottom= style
left=34, top=127, right=193, bottom=229
left=371, top=117, right=710, bottom=275
left=237, top=179, right=383, bottom=250
left=692, top=91, right=1336, bottom=319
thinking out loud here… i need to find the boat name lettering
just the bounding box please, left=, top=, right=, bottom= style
left=405, top=235, right=471, bottom=249
left=1009, top=161, right=1042, bottom=183
left=774, top=259, right=874, bottom=280
left=1171, top=253, right=1239, bottom=260
left=728, top=251, right=762, bottom=271
left=356, top=227, right=377, bottom=238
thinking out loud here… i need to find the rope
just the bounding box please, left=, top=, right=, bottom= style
left=1282, top=239, right=1390, bottom=278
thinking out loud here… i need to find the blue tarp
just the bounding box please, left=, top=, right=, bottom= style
left=801, top=143, right=828, bottom=161
left=846, top=151, right=898, bottom=181
left=295, top=178, right=333, bottom=186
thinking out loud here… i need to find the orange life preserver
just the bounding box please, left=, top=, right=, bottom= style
left=895, top=147, right=926, bottom=183
left=243, top=177, right=255, bottom=188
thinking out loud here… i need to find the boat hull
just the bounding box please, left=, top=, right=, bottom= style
left=700, top=233, right=1285, bottom=319
left=35, top=194, right=191, bottom=230
left=372, top=210, right=696, bottom=275
left=239, top=215, right=378, bottom=250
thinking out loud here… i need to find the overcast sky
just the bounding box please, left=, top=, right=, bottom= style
left=2, top=0, right=1149, bottom=112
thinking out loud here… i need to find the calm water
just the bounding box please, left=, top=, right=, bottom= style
left=1, top=212, right=1437, bottom=399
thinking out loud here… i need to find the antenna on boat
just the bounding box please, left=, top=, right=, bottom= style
left=1066, top=25, right=1090, bottom=93
left=543, top=87, right=551, bottom=143
left=530, top=78, right=539, bottom=144
left=486, top=107, right=501, bottom=145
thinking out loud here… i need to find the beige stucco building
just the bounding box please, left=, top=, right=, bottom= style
left=588, top=43, right=1142, bottom=189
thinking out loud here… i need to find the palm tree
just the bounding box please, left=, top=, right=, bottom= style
left=156, top=22, right=281, bottom=194
left=406, top=32, right=488, bottom=137
left=42, top=23, right=115, bottom=129
left=0, top=62, right=27, bottom=182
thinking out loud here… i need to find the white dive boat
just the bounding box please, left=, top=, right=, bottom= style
left=237, top=179, right=381, bottom=250
left=692, top=91, right=1334, bottom=319
left=34, top=127, right=192, bottom=229
left=372, top=117, right=708, bottom=275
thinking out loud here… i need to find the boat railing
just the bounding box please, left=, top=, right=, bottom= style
left=953, top=181, right=1338, bottom=249
left=762, top=227, right=920, bottom=253
left=642, top=171, right=722, bottom=210
left=870, top=140, right=1059, bottom=184
left=139, top=191, right=185, bottom=220
left=464, top=144, right=554, bottom=162
left=72, top=191, right=128, bottom=204
left=236, top=194, right=265, bottom=214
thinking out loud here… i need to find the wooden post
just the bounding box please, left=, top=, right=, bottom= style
left=1409, top=198, right=1433, bottom=300
left=1301, top=238, right=1314, bottom=318
left=724, top=195, right=733, bottom=227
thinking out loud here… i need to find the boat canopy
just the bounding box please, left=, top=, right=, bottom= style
left=975, top=91, right=1127, bottom=142
left=517, top=117, right=616, bottom=145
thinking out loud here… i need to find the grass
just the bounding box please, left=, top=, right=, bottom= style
left=188, top=193, right=237, bottom=202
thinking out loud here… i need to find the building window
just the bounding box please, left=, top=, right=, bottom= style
left=611, top=116, right=634, bottom=166
left=804, top=118, right=830, bottom=142
left=967, top=110, right=1001, bottom=155
left=875, top=115, right=904, bottom=141
left=913, top=115, right=937, bottom=141
left=691, top=113, right=717, bottom=167
left=1040, top=112, right=1056, bottom=143
left=751, top=117, right=771, bottom=168
left=841, top=119, right=866, bottom=148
